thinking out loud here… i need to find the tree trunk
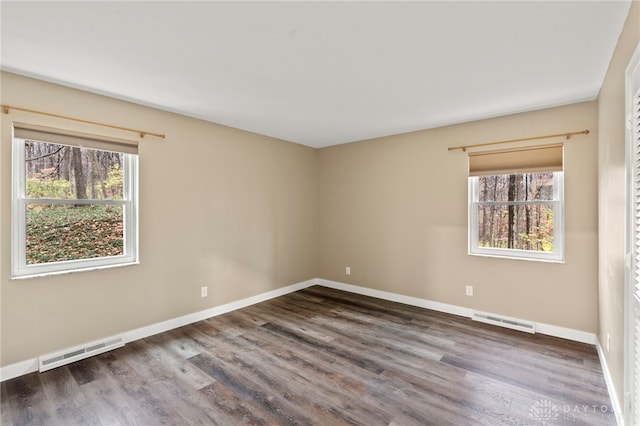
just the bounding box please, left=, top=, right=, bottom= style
left=524, top=174, right=531, bottom=250
left=489, top=176, right=499, bottom=246
left=507, top=174, right=517, bottom=248
left=71, top=147, right=87, bottom=202
left=481, top=178, right=489, bottom=245
left=62, top=146, right=71, bottom=181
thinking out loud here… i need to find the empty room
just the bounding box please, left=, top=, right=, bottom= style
left=1, top=1, right=639, bottom=425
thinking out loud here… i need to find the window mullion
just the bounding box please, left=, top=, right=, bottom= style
left=22, top=198, right=126, bottom=206
left=477, top=200, right=554, bottom=207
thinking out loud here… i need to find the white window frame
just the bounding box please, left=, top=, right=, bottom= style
left=11, top=130, right=139, bottom=279
left=468, top=172, right=564, bottom=262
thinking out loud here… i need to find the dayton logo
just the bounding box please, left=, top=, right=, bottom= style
left=529, top=399, right=559, bottom=425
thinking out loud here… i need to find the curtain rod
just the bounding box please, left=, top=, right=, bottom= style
left=448, top=130, right=589, bottom=152
left=1, top=104, right=166, bottom=139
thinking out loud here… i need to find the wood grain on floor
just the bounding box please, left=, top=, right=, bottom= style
left=0, top=286, right=616, bottom=425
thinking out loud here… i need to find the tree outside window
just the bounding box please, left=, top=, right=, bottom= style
left=469, top=172, right=563, bottom=262
left=12, top=128, right=138, bottom=278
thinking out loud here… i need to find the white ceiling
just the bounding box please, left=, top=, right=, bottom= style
left=0, top=1, right=632, bottom=148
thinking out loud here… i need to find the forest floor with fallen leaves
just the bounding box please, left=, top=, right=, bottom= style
left=26, top=205, right=124, bottom=264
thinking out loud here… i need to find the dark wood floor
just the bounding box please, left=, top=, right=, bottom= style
left=1, top=286, right=615, bottom=425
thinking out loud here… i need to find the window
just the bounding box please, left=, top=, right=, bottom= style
left=12, top=124, right=138, bottom=278
left=468, top=145, right=564, bottom=262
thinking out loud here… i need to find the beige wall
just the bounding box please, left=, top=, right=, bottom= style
left=318, top=101, right=599, bottom=332
left=1, top=6, right=635, bottom=388
left=0, top=72, right=318, bottom=366
left=597, top=0, right=640, bottom=412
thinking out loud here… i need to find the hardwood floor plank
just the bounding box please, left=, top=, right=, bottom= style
left=148, top=378, right=223, bottom=426
left=234, top=332, right=392, bottom=425
left=67, top=357, right=105, bottom=386
left=1, top=285, right=616, bottom=425
left=190, top=352, right=318, bottom=425
left=1, top=381, right=13, bottom=426
left=198, top=380, right=274, bottom=425
left=4, top=373, right=56, bottom=425
left=260, top=321, right=386, bottom=375
left=124, top=338, right=215, bottom=394
left=79, top=375, right=141, bottom=425
left=238, top=329, right=369, bottom=395
left=38, top=366, right=101, bottom=426
left=121, top=340, right=227, bottom=425
left=97, top=350, right=179, bottom=425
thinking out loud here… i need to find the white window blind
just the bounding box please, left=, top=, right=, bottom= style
left=626, top=41, right=640, bottom=426
left=630, top=87, right=640, bottom=426
left=468, top=144, right=563, bottom=176
left=14, top=122, right=138, bottom=154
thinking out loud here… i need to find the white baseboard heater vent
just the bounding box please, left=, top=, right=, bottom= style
left=472, top=311, right=536, bottom=334
left=38, top=335, right=125, bottom=372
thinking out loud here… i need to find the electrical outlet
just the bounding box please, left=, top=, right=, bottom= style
left=466, top=285, right=473, bottom=296
left=345, top=266, right=351, bottom=275
left=201, top=286, right=208, bottom=298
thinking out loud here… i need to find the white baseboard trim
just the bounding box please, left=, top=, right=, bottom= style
left=0, top=279, right=316, bottom=382
left=596, top=339, right=624, bottom=426
left=123, top=279, right=315, bottom=344
left=0, top=277, right=600, bottom=382
left=316, top=279, right=597, bottom=345
left=316, top=279, right=472, bottom=318
left=0, top=358, right=39, bottom=383
left=535, top=322, right=597, bottom=345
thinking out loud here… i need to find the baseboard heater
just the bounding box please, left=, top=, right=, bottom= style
left=471, top=311, right=536, bottom=334
left=38, top=335, right=125, bottom=372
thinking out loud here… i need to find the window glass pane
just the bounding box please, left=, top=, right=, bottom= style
left=23, top=140, right=124, bottom=200
left=477, top=172, right=554, bottom=202
left=25, top=204, right=124, bottom=264
left=477, top=203, right=555, bottom=252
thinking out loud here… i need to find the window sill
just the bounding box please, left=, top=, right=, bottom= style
left=11, top=261, right=139, bottom=280
left=468, top=251, right=565, bottom=264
